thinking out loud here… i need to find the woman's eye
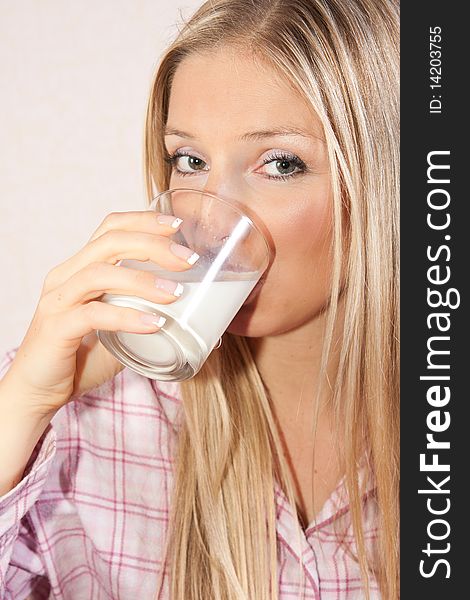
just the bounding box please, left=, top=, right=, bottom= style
left=164, top=150, right=307, bottom=181
left=179, top=155, right=207, bottom=171
left=164, top=152, right=208, bottom=176
left=263, top=158, right=298, bottom=177
left=260, top=153, right=307, bottom=180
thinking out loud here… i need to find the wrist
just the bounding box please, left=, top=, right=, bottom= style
left=0, top=368, right=61, bottom=423
left=0, top=377, right=55, bottom=496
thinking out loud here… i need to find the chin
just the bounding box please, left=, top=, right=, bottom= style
left=225, top=279, right=266, bottom=337
left=226, top=305, right=259, bottom=337
left=226, top=298, right=285, bottom=338
left=227, top=291, right=324, bottom=339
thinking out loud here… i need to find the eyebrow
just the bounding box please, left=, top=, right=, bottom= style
left=164, top=126, right=317, bottom=142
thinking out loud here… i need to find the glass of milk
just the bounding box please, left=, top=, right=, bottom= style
left=96, top=188, right=272, bottom=381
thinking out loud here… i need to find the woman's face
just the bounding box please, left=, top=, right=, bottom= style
left=164, top=47, right=333, bottom=338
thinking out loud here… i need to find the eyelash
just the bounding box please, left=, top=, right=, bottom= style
left=163, top=150, right=307, bottom=182
left=262, top=151, right=308, bottom=180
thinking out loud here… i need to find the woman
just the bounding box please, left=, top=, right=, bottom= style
left=0, top=0, right=399, bottom=598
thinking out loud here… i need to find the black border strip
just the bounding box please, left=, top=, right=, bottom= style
left=401, top=2, right=467, bottom=597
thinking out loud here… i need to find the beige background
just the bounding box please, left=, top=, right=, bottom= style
left=0, top=0, right=203, bottom=356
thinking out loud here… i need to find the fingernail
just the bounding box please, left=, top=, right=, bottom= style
left=170, top=242, right=200, bottom=265
left=156, top=214, right=183, bottom=229
left=155, top=278, right=184, bottom=297
left=139, top=313, right=167, bottom=328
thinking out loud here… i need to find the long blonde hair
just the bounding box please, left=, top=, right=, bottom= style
left=144, top=1, right=399, bottom=598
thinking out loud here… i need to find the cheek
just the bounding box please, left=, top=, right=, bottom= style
left=277, top=192, right=331, bottom=261
left=230, top=185, right=334, bottom=336
left=270, top=190, right=332, bottom=305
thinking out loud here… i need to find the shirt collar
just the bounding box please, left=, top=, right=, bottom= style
left=149, top=375, right=377, bottom=531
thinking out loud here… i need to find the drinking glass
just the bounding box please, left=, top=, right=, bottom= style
left=96, top=188, right=272, bottom=381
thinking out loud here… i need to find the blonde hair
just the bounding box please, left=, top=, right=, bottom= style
left=144, top=1, right=399, bottom=598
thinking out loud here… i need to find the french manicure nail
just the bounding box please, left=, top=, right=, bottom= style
left=170, top=242, right=200, bottom=265
left=139, top=313, right=167, bottom=328
left=156, top=214, right=183, bottom=229
left=155, top=278, right=184, bottom=297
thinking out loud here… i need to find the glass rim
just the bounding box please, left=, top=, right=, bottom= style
left=150, top=187, right=273, bottom=261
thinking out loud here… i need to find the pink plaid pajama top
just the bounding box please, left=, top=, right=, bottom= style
left=0, top=347, right=380, bottom=599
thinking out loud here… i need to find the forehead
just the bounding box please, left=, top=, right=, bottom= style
left=167, top=48, right=323, bottom=139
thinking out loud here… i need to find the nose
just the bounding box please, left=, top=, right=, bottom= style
left=201, top=183, right=267, bottom=246
left=201, top=186, right=243, bottom=213
left=195, top=171, right=246, bottom=240
left=201, top=177, right=261, bottom=232
left=169, top=175, right=272, bottom=272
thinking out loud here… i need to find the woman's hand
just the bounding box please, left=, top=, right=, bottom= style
left=2, top=209, right=198, bottom=417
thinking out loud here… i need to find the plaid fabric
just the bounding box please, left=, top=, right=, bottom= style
left=0, top=347, right=380, bottom=599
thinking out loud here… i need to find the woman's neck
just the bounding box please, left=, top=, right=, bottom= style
left=247, top=299, right=347, bottom=526
left=247, top=298, right=345, bottom=419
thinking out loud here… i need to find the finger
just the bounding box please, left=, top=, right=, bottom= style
left=88, top=210, right=183, bottom=243
left=43, top=262, right=184, bottom=310
left=43, top=209, right=184, bottom=292
left=45, top=301, right=167, bottom=343
left=44, top=229, right=199, bottom=293
left=84, top=230, right=198, bottom=271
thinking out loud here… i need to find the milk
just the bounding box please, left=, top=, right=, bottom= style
left=116, top=278, right=258, bottom=366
